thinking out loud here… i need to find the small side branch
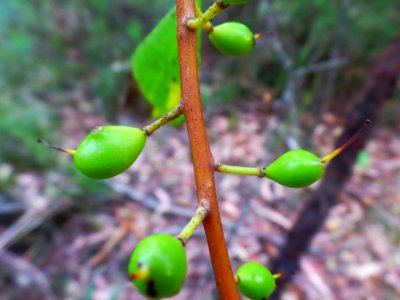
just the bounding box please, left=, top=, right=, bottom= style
left=177, top=203, right=210, bottom=245
left=142, top=104, right=183, bottom=136
left=215, top=163, right=264, bottom=178
left=187, top=1, right=228, bottom=30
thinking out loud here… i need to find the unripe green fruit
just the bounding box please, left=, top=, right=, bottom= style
left=209, top=22, right=255, bottom=56
left=264, top=149, right=324, bottom=188
left=236, top=262, right=276, bottom=300
left=74, top=126, right=146, bottom=179
left=128, top=234, right=187, bottom=299
left=222, top=0, right=253, bottom=5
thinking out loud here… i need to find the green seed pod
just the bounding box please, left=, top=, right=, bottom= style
left=236, top=262, right=276, bottom=300
left=264, top=149, right=324, bottom=188
left=128, top=234, right=187, bottom=299
left=222, top=0, right=253, bottom=5
left=209, top=22, right=255, bottom=56
left=74, top=126, right=146, bottom=179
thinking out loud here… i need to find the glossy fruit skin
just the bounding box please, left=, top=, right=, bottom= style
left=222, top=0, right=253, bottom=5
left=236, top=262, right=276, bottom=300
left=209, top=22, right=255, bottom=56
left=73, top=126, right=146, bottom=179
left=128, top=234, right=187, bottom=299
left=264, top=149, right=324, bottom=188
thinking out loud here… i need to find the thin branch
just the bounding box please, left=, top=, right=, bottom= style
left=0, top=250, right=55, bottom=300
left=294, top=57, right=348, bottom=77
left=177, top=203, right=210, bottom=245
left=109, top=181, right=194, bottom=218
left=215, top=163, right=264, bottom=177
left=312, top=0, right=350, bottom=120
left=142, top=103, right=183, bottom=136
left=0, top=200, right=71, bottom=251
left=264, top=0, right=293, bottom=71
left=186, top=1, right=228, bottom=30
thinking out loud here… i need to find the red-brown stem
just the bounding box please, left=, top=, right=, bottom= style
left=176, top=1, right=239, bottom=299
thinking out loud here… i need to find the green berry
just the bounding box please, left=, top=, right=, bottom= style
left=222, top=0, right=253, bottom=5
left=74, top=126, right=146, bottom=179
left=264, top=149, right=324, bottom=188
left=236, top=262, right=276, bottom=300
left=209, top=22, right=255, bottom=56
left=128, top=234, right=187, bottom=299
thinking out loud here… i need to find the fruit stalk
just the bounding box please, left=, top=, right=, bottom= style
left=177, top=203, right=210, bottom=244
left=194, top=2, right=214, bottom=33
left=187, top=1, right=228, bottom=30
left=142, top=104, right=183, bottom=136
left=176, top=0, right=240, bottom=298
left=215, top=163, right=263, bottom=177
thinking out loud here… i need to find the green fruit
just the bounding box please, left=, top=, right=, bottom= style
left=128, top=234, right=187, bottom=299
left=209, top=22, right=255, bottom=56
left=74, top=126, right=146, bottom=179
left=264, top=149, right=324, bottom=188
left=222, top=0, right=253, bottom=5
left=236, top=262, right=276, bottom=300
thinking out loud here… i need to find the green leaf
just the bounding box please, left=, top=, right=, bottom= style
left=356, top=150, right=370, bottom=169
left=131, top=4, right=201, bottom=126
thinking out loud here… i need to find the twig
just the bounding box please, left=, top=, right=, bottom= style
left=142, top=104, right=183, bottom=136
left=186, top=1, right=228, bottom=30
left=0, top=200, right=71, bottom=251
left=87, top=219, right=131, bottom=268
left=0, top=250, right=55, bottom=300
left=109, top=181, right=194, bottom=218
left=312, top=0, right=350, bottom=119
left=0, top=193, right=26, bottom=215
left=294, top=58, right=348, bottom=77
left=177, top=203, right=209, bottom=245
left=0, top=202, right=26, bottom=215
left=264, top=0, right=293, bottom=71
left=301, top=257, right=335, bottom=300
left=250, top=201, right=292, bottom=230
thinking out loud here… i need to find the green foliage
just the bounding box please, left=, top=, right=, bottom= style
left=131, top=7, right=184, bottom=125
left=0, top=97, right=58, bottom=170
left=0, top=0, right=174, bottom=121
left=356, top=150, right=369, bottom=169
left=131, top=2, right=201, bottom=126
left=274, top=0, right=400, bottom=63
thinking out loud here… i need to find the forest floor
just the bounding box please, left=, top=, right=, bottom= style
left=1, top=101, right=400, bottom=300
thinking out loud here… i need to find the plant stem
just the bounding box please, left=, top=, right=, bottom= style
left=187, top=1, right=228, bottom=30
left=142, top=104, right=183, bottom=136
left=194, top=1, right=203, bottom=17
left=176, top=0, right=240, bottom=298
left=215, top=163, right=264, bottom=177
left=194, top=1, right=214, bottom=33
left=177, top=203, right=210, bottom=245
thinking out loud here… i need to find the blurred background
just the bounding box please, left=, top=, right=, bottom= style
left=0, top=0, right=399, bottom=299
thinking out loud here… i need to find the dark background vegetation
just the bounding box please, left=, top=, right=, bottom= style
left=1, top=0, right=399, bottom=299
